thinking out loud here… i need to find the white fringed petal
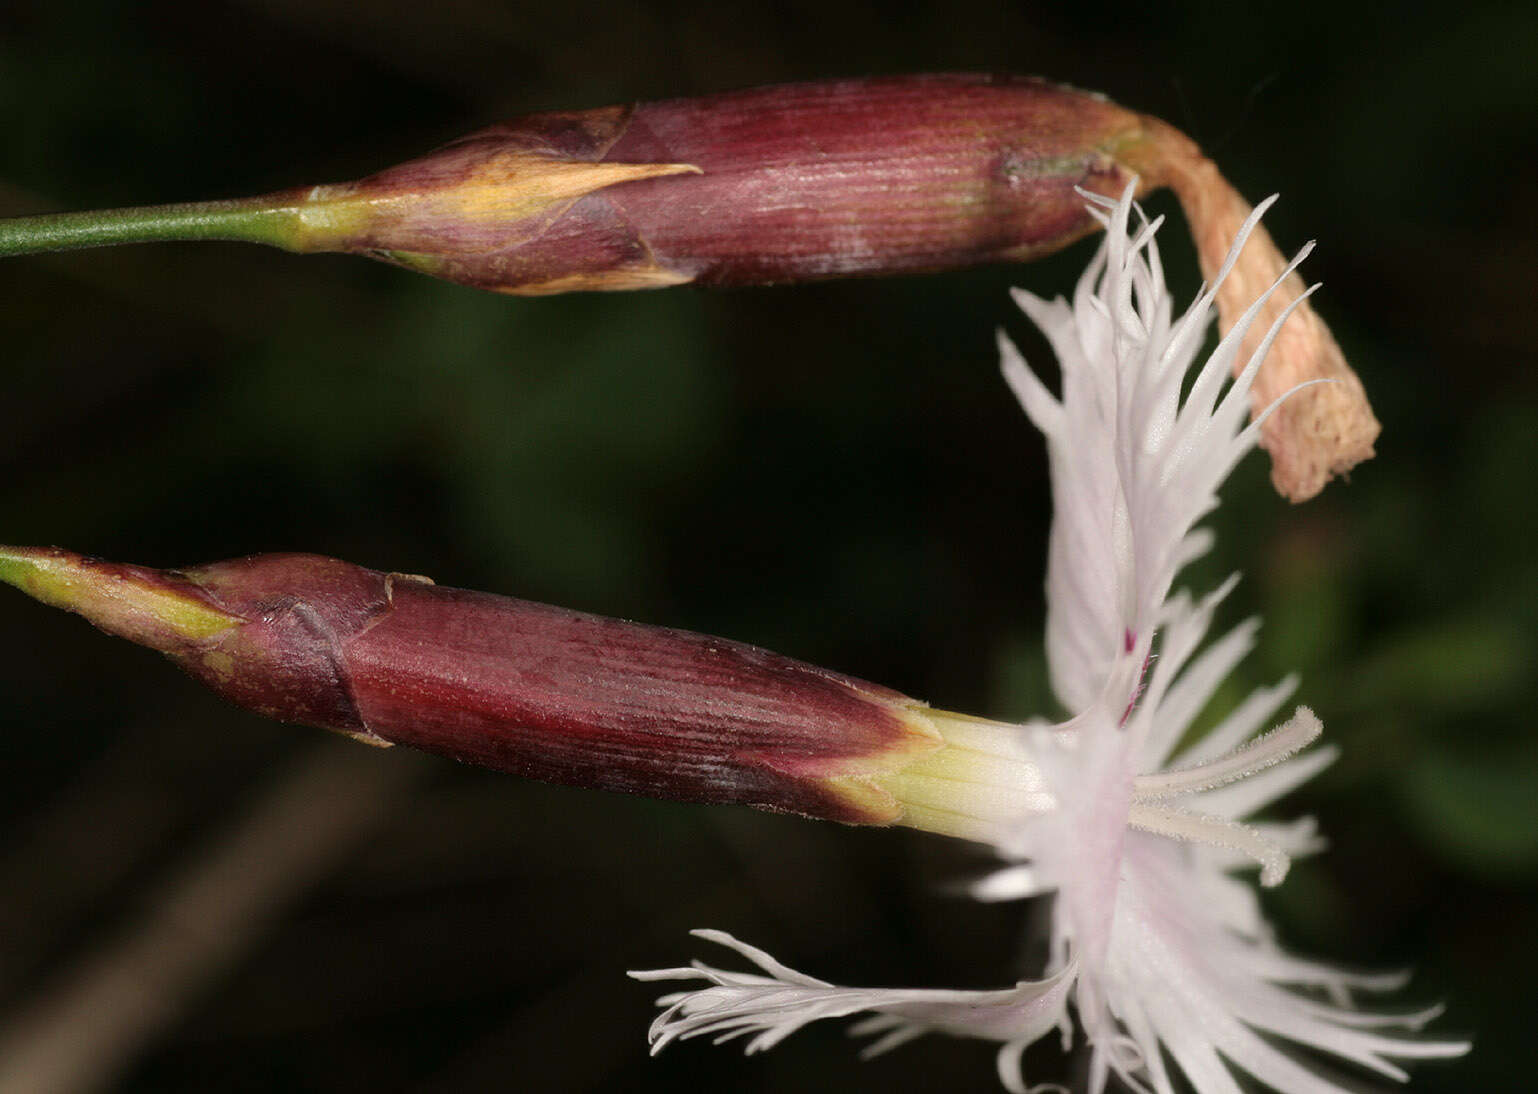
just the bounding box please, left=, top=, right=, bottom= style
left=967, top=862, right=1050, bottom=903
left=1002, top=188, right=1311, bottom=717
left=630, top=929, right=1075, bottom=1090
left=1104, top=841, right=1469, bottom=1094
left=988, top=183, right=1464, bottom=1089
left=635, top=184, right=1469, bottom=1091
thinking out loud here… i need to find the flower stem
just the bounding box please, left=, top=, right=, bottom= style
left=0, top=194, right=307, bottom=257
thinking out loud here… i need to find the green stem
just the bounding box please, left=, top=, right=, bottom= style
left=0, top=193, right=309, bottom=257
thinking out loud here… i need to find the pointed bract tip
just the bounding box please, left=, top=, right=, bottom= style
left=0, top=546, right=240, bottom=651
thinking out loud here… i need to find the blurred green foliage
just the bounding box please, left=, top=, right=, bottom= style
left=1, top=1, right=1533, bottom=1091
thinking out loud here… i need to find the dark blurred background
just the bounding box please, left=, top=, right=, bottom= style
left=0, top=1, right=1531, bottom=1090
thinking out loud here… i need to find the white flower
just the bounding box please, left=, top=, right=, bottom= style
left=632, top=184, right=1469, bottom=1092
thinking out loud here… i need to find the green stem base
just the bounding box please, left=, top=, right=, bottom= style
left=0, top=191, right=310, bottom=257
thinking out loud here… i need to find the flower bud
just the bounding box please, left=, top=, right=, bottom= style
left=0, top=74, right=1378, bottom=498
left=0, top=75, right=1165, bottom=290
left=288, top=74, right=1160, bottom=294
left=1, top=546, right=974, bottom=828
